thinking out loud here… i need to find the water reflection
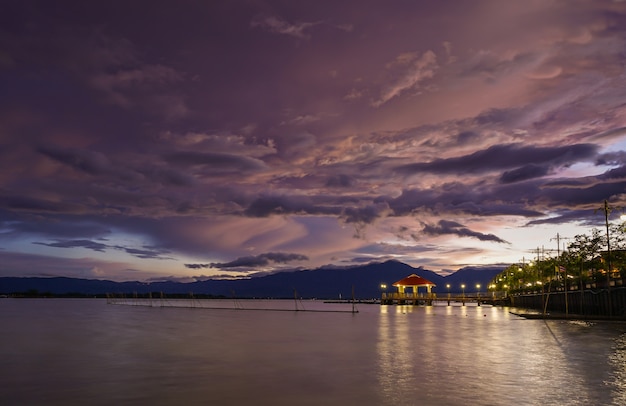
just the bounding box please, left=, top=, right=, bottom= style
left=4, top=299, right=626, bottom=405
left=608, top=332, right=626, bottom=403
left=377, top=305, right=416, bottom=403
left=376, top=303, right=626, bottom=405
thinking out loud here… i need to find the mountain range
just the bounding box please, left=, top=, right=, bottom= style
left=0, top=260, right=505, bottom=299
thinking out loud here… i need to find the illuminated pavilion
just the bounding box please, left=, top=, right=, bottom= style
left=381, top=273, right=437, bottom=305
left=392, top=274, right=436, bottom=296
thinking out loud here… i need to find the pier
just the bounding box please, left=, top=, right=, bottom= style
left=382, top=273, right=510, bottom=306
left=381, top=292, right=510, bottom=306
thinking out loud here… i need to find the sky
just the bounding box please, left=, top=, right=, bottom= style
left=1, top=0, right=626, bottom=282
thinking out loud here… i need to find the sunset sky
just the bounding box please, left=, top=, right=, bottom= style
left=2, top=0, right=626, bottom=282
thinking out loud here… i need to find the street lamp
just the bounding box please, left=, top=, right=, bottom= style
left=446, top=284, right=451, bottom=306
left=461, top=284, right=466, bottom=306
left=379, top=283, right=387, bottom=303
left=601, top=200, right=613, bottom=317
left=476, top=284, right=481, bottom=298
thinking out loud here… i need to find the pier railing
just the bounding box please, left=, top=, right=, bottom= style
left=381, top=292, right=510, bottom=306
left=381, top=292, right=436, bottom=300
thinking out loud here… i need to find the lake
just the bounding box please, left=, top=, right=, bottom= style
left=1, top=298, right=626, bottom=405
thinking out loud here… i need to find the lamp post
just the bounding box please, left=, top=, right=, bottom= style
left=476, top=284, right=481, bottom=306
left=461, top=284, right=466, bottom=306
left=446, top=284, right=451, bottom=306
left=380, top=283, right=387, bottom=303
left=602, top=200, right=612, bottom=317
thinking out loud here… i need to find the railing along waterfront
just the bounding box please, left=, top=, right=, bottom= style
left=510, top=285, right=626, bottom=318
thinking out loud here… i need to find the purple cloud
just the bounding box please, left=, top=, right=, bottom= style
left=185, top=252, right=309, bottom=271
left=421, top=220, right=509, bottom=243
left=396, top=143, right=598, bottom=176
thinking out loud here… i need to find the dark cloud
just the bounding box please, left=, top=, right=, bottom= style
left=0, top=211, right=111, bottom=238
left=387, top=186, right=544, bottom=218
left=396, top=143, right=599, bottom=175
left=211, top=252, right=309, bottom=268
left=0, top=194, right=80, bottom=213
left=37, top=145, right=111, bottom=176
left=461, top=51, right=537, bottom=82
left=421, top=220, right=509, bottom=243
left=36, top=145, right=148, bottom=184
left=33, top=238, right=173, bottom=260
left=595, top=151, right=626, bottom=166
left=341, top=203, right=390, bottom=224
left=185, top=252, right=309, bottom=270
left=34, top=239, right=109, bottom=252
left=525, top=209, right=601, bottom=227
left=162, top=151, right=267, bottom=173
left=139, top=167, right=195, bottom=187
left=527, top=179, right=626, bottom=221
left=346, top=256, right=394, bottom=264
left=184, top=263, right=210, bottom=269
left=474, top=108, right=519, bottom=125
left=114, top=246, right=173, bottom=260
left=244, top=196, right=304, bottom=217
left=598, top=165, right=626, bottom=180
left=500, top=164, right=550, bottom=183
left=242, top=194, right=391, bottom=227
left=244, top=195, right=339, bottom=217
left=326, top=174, right=354, bottom=188
left=455, top=131, right=480, bottom=145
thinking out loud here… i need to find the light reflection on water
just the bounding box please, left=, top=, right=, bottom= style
left=2, top=299, right=626, bottom=405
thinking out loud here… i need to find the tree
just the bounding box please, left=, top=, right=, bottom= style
left=567, top=229, right=604, bottom=285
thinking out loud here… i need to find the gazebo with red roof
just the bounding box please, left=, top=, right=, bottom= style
left=392, top=273, right=436, bottom=296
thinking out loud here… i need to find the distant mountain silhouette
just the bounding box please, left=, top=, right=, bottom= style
left=0, top=260, right=505, bottom=299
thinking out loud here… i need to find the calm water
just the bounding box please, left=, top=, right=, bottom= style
left=2, top=299, right=626, bottom=405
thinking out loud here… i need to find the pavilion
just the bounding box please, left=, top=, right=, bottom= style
left=393, top=273, right=436, bottom=296
left=381, top=273, right=436, bottom=305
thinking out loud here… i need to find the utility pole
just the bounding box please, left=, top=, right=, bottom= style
left=551, top=233, right=570, bottom=317
left=536, top=246, right=545, bottom=314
